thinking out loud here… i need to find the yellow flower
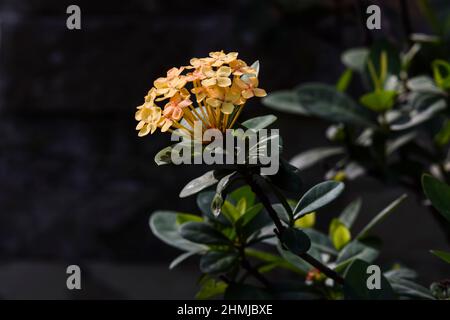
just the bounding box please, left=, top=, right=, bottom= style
left=201, top=66, right=232, bottom=87
left=206, top=87, right=241, bottom=114
left=235, top=77, right=267, bottom=99
left=230, top=59, right=255, bottom=76
left=163, top=93, right=192, bottom=122
left=189, top=57, right=214, bottom=69
left=209, top=51, right=238, bottom=67
left=135, top=106, right=162, bottom=137
left=134, top=51, right=267, bottom=138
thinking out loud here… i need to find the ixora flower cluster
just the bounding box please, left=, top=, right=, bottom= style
left=135, top=51, right=267, bottom=138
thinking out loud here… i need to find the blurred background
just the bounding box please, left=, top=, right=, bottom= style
left=0, top=0, right=449, bottom=299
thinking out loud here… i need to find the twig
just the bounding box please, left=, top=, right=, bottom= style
left=244, top=173, right=345, bottom=285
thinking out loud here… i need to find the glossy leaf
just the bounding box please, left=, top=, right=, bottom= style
left=180, top=222, right=231, bottom=245
left=294, top=181, right=345, bottom=218
left=149, top=211, right=206, bottom=252
left=169, top=251, right=200, bottom=269
left=179, top=170, right=218, bottom=198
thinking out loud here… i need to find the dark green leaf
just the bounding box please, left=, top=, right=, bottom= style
left=200, top=251, right=238, bottom=274
left=262, top=90, right=310, bottom=115
left=422, top=174, right=450, bottom=223
left=236, top=203, right=263, bottom=228
left=294, top=181, right=345, bottom=218
left=280, top=227, right=311, bottom=255
left=295, top=83, right=375, bottom=127
left=344, top=259, right=396, bottom=300
left=149, top=211, right=206, bottom=251
left=180, top=222, right=231, bottom=245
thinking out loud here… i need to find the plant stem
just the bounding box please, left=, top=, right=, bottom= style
left=244, top=173, right=345, bottom=285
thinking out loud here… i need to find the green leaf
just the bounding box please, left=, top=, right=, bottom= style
left=199, top=251, right=238, bottom=274
left=169, top=251, right=200, bottom=269
left=235, top=203, right=263, bottom=229
left=435, top=119, right=450, bottom=146
left=341, top=48, right=369, bottom=72
left=339, top=198, right=362, bottom=229
left=179, top=170, right=219, bottom=198
left=229, top=186, right=255, bottom=208
left=294, top=181, right=345, bottom=218
left=195, top=277, right=228, bottom=300
left=344, top=259, right=396, bottom=300
left=422, top=174, right=450, bottom=223
left=180, top=222, right=231, bottom=245
left=329, top=218, right=352, bottom=250
left=154, top=146, right=173, bottom=166
left=262, top=90, right=310, bottom=115
left=242, top=115, right=277, bottom=130
left=335, top=241, right=379, bottom=273
left=431, top=250, right=450, bottom=264
left=295, top=83, right=376, bottom=127
left=355, top=194, right=407, bottom=239
left=245, top=248, right=304, bottom=274
left=149, top=211, right=206, bottom=251
left=290, top=147, right=345, bottom=170
left=235, top=198, right=247, bottom=215
left=176, top=213, right=203, bottom=225
left=360, top=90, right=397, bottom=112
left=294, top=212, right=316, bottom=228
left=336, top=69, right=353, bottom=92
left=432, top=59, right=450, bottom=90
left=221, top=201, right=241, bottom=223
left=280, top=227, right=311, bottom=255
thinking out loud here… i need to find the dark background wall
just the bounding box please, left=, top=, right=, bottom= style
left=0, top=0, right=448, bottom=299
